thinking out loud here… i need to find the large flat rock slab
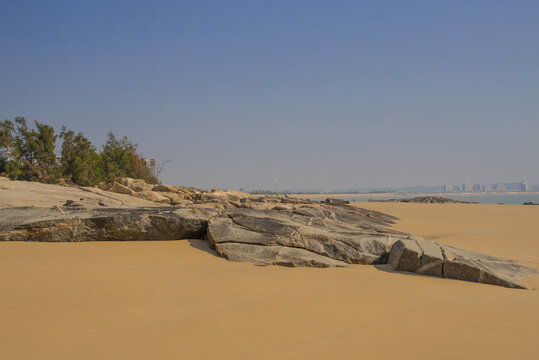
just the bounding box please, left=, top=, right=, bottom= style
left=0, top=206, right=217, bottom=242
left=0, top=190, right=535, bottom=288
left=0, top=179, right=161, bottom=209
left=208, top=206, right=418, bottom=267
left=388, top=239, right=536, bottom=289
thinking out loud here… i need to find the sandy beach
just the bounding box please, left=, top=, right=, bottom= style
left=3, top=2, right=539, bottom=359
left=1, top=202, right=538, bottom=360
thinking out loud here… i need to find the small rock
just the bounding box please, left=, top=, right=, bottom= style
left=321, top=198, right=350, bottom=205
left=152, top=184, right=178, bottom=192
left=137, top=191, right=171, bottom=204
left=97, top=182, right=112, bottom=191
left=110, top=182, right=133, bottom=195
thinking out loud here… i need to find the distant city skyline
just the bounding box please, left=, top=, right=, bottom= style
left=275, top=181, right=539, bottom=194
left=2, top=1, right=539, bottom=190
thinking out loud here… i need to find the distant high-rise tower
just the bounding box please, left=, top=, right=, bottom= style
left=462, top=183, right=472, bottom=192
left=145, top=158, right=156, bottom=178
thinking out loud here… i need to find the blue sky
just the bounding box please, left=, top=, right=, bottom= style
left=1, top=0, right=538, bottom=190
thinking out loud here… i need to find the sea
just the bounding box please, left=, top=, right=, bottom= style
left=311, top=193, right=539, bottom=205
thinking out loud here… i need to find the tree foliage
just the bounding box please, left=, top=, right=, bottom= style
left=100, top=132, right=157, bottom=184
left=0, top=119, right=15, bottom=174
left=0, top=117, right=157, bottom=186
left=8, top=117, right=58, bottom=182
left=59, top=127, right=104, bottom=186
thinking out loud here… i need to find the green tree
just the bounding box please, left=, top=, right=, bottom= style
left=59, top=127, right=104, bottom=186
left=100, top=132, right=157, bottom=184
left=11, top=117, right=58, bottom=182
left=0, top=119, right=15, bottom=174
left=1, top=117, right=157, bottom=185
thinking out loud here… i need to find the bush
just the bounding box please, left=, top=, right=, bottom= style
left=1, top=116, right=157, bottom=186
left=59, top=127, right=104, bottom=186
left=8, top=117, right=58, bottom=182
left=100, top=132, right=157, bottom=184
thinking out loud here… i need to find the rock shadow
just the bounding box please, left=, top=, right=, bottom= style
left=373, top=264, right=439, bottom=280
left=188, top=239, right=220, bottom=258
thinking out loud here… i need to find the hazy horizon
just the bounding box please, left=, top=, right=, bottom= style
left=2, top=1, right=539, bottom=190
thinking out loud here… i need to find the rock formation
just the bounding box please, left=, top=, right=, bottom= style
left=369, top=196, right=477, bottom=204
left=0, top=206, right=215, bottom=242
left=388, top=238, right=535, bottom=288
left=0, top=185, right=535, bottom=289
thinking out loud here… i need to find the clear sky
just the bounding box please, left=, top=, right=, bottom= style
left=1, top=0, right=538, bottom=191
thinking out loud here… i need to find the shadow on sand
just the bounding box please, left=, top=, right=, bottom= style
left=188, top=239, right=220, bottom=258
left=373, top=263, right=443, bottom=281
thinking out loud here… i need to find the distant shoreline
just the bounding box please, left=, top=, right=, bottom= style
left=290, top=191, right=539, bottom=199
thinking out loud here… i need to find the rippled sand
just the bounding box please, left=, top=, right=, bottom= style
left=1, top=203, right=538, bottom=359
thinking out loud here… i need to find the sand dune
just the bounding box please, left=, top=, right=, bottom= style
left=1, top=203, right=538, bottom=359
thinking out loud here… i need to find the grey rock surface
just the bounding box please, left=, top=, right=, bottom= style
left=207, top=206, right=408, bottom=267
left=0, top=193, right=535, bottom=288
left=110, top=181, right=133, bottom=195
left=0, top=206, right=216, bottom=242
left=388, top=239, right=535, bottom=288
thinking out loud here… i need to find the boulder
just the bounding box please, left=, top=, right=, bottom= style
left=222, top=189, right=252, bottom=198
left=120, top=178, right=151, bottom=192
left=0, top=207, right=216, bottom=242
left=440, top=244, right=536, bottom=288
left=160, top=192, right=180, bottom=202
left=172, top=199, right=194, bottom=206
left=207, top=206, right=406, bottom=267
left=176, top=190, right=194, bottom=201
left=63, top=197, right=123, bottom=208
left=130, top=180, right=150, bottom=192
left=137, top=191, right=171, bottom=204
left=214, top=242, right=349, bottom=267
left=152, top=184, right=197, bottom=201
left=388, top=238, right=444, bottom=276
left=321, top=198, right=350, bottom=205
left=110, top=182, right=133, bottom=195
left=388, top=239, right=535, bottom=288
left=97, top=182, right=112, bottom=191
left=371, top=196, right=477, bottom=204
left=199, top=189, right=251, bottom=202
left=152, top=184, right=178, bottom=192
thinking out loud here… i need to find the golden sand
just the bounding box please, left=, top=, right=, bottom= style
left=1, top=203, right=538, bottom=359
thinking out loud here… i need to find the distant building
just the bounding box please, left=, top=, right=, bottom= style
left=520, top=182, right=531, bottom=192
left=462, top=183, right=473, bottom=192
left=494, top=183, right=505, bottom=192
left=145, top=158, right=156, bottom=178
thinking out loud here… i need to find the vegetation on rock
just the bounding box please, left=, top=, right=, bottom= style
left=0, top=117, right=157, bottom=186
